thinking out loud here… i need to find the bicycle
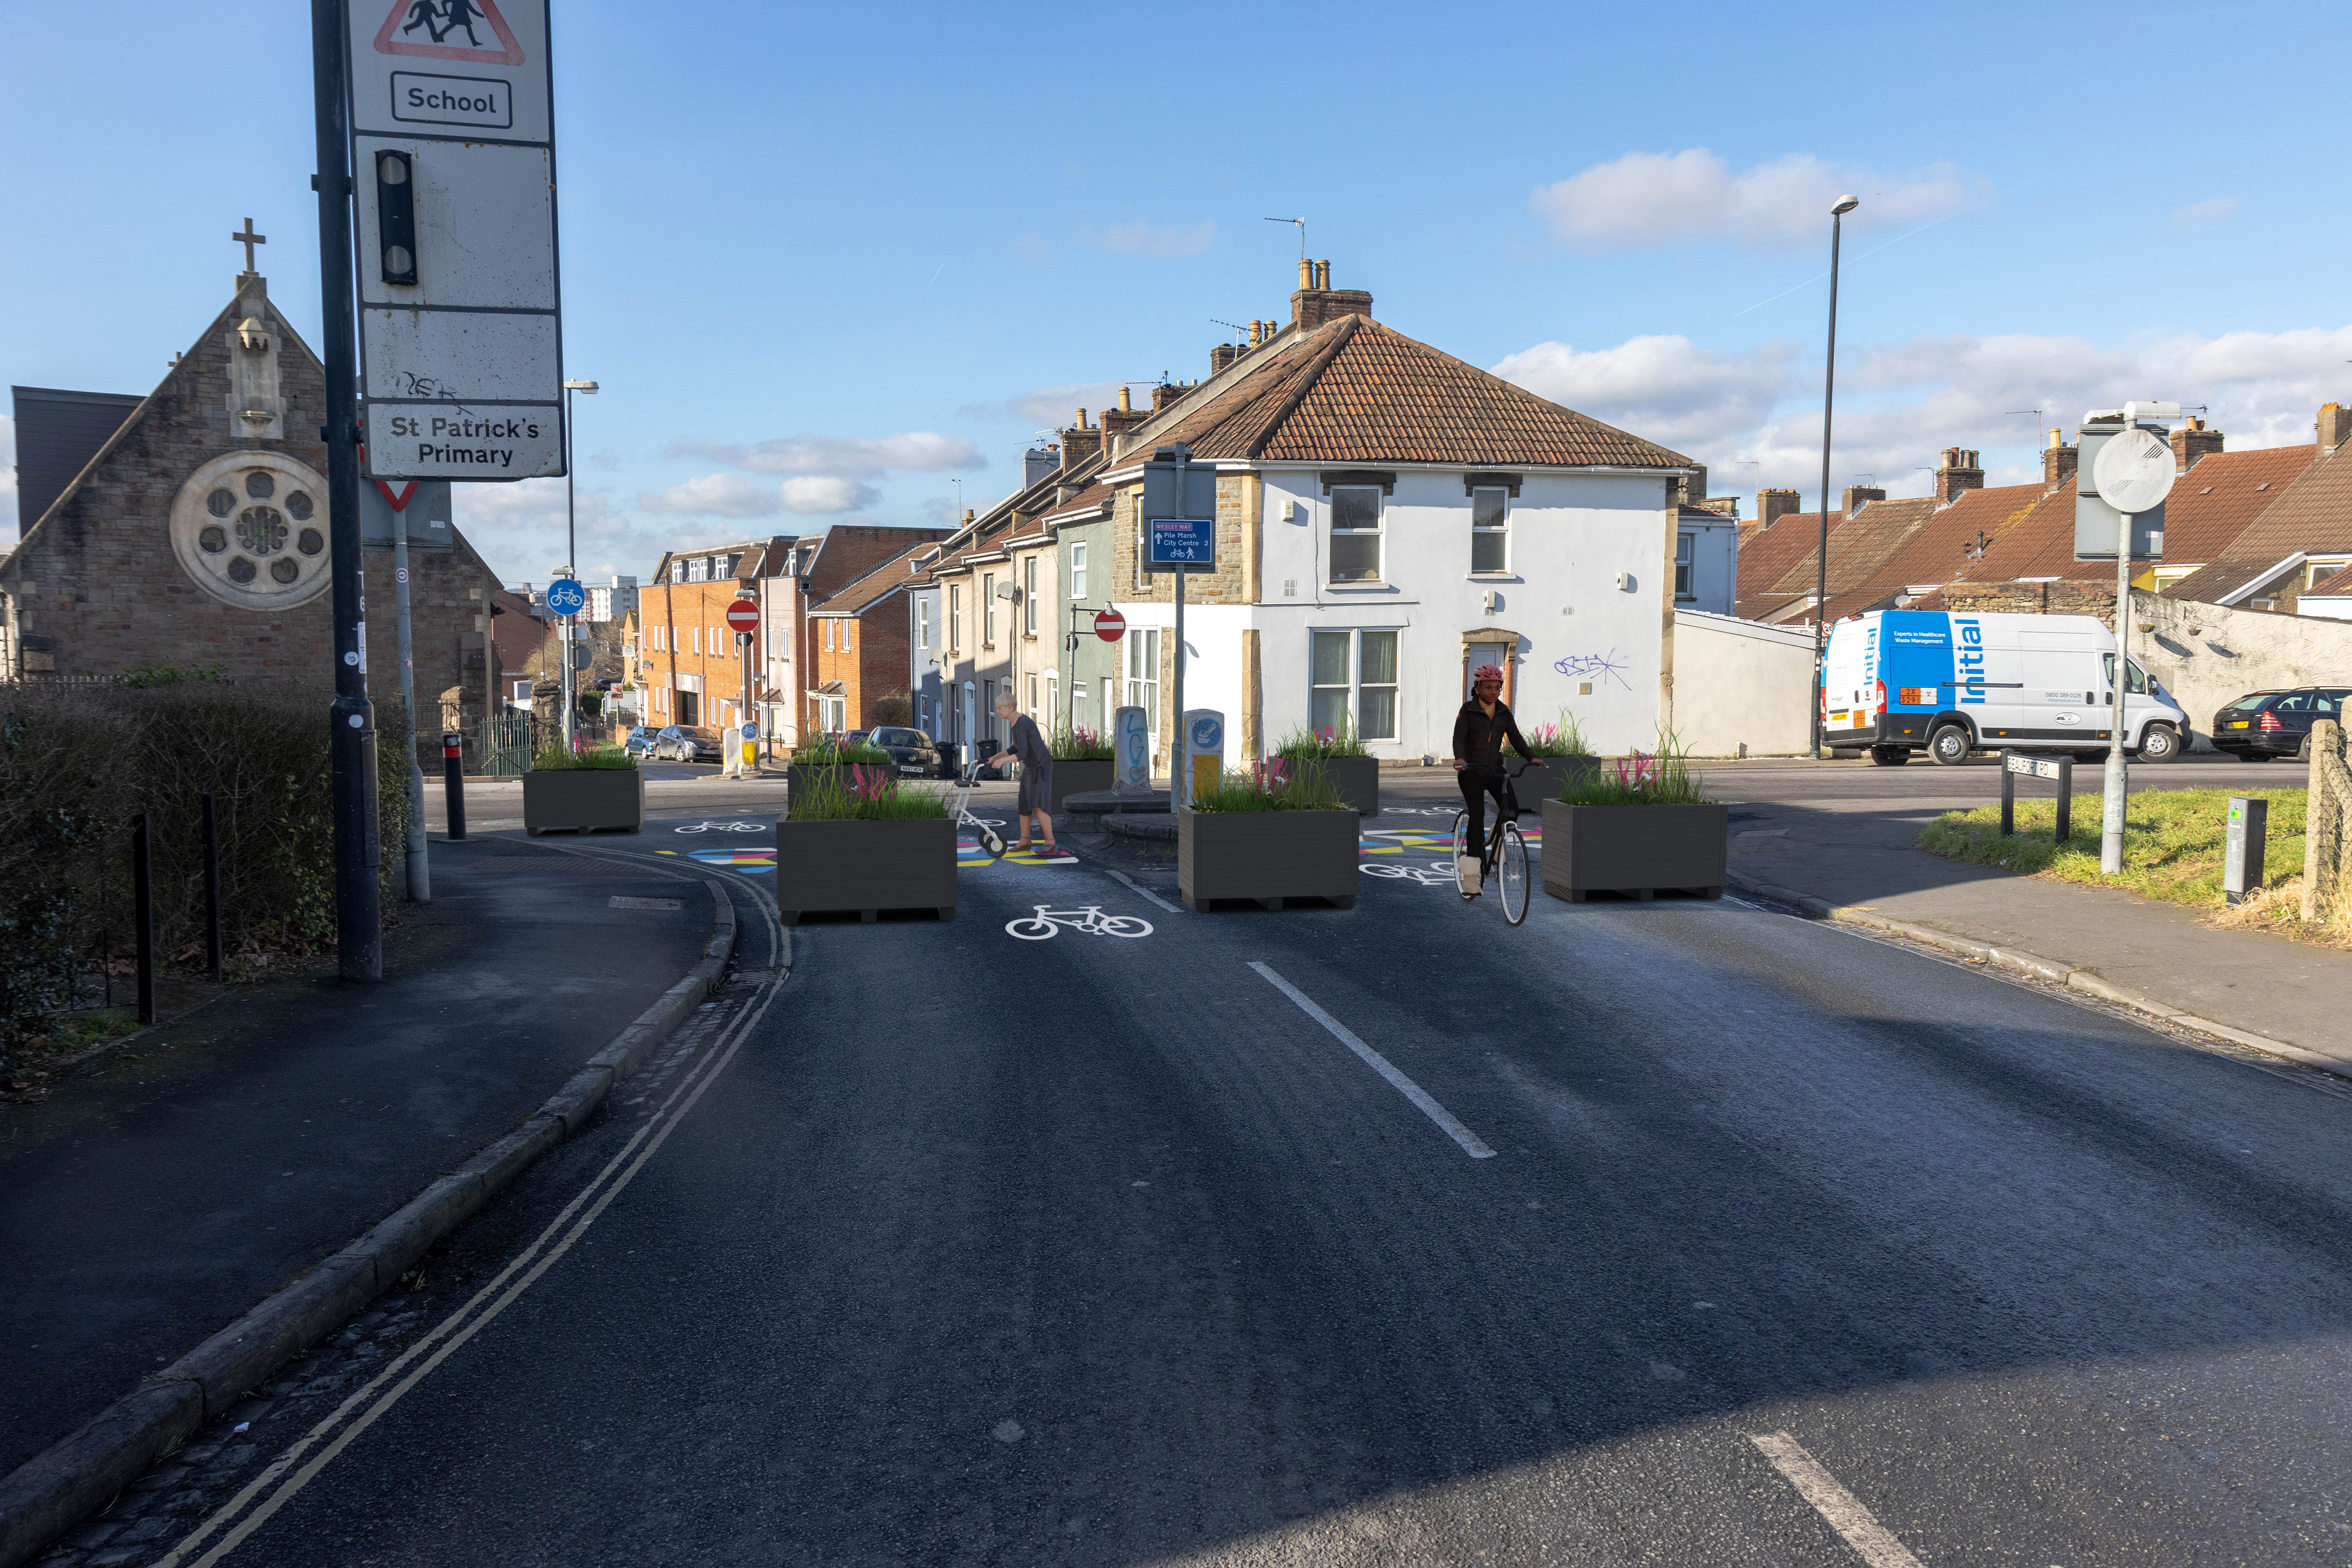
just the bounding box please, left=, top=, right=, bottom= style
left=1004, top=905, right=1154, bottom=940
left=1451, top=757, right=1538, bottom=926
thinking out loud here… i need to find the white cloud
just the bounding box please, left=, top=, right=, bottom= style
left=1494, top=323, right=2352, bottom=504
left=1529, top=149, right=1984, bottom=252
left=666, top=430, right=983, bottom=478
left=778, top=476, right=881, bottom=514
left=2173, top=196, right=2239, bottom=229
left=637, top=473, right=782, bottom=517
left=1100, top=220, right=1215, bottom=258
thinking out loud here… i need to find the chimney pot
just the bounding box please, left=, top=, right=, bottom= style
left=1933, top=446, right=1985, bottom=503
left=1118, top=385, right=1132, bottom=412
left=1297, top=258, right=1314, bottom=290
left=2170, top=417, right=2224, bottom=472
left=1247, top=320, right=1262, bottom=347
left=1314, top=259, right=1331, bottom=289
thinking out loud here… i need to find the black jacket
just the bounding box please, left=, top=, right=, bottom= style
left=1453, top=699, right=1532, bottom=773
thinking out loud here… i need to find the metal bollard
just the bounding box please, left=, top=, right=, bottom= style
left=201, top=793, right=223, bottom=984
left=2224, top=795, right=2267, bottom=906
left=2000, top=750, right=2015, bottom=835
left=443, top=731, right=467, bottom=841
left=132, top=813, right=156, bottom=1025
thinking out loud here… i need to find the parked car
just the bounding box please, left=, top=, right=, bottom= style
left=867, top=726, right=944, bottom=778
left=1822, top=609, right=2189, bottom=765
left=622, top=725, right=657, bottom=758
left=2210, top=687, right=2350, bottom=760
left=650, top=724, right=723, bottom=763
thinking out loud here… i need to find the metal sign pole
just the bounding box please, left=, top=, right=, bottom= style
left=1172, top=447, right=1188, bottom=801
left=392, top=517, right=429, bottom=901
left=313, top=0, right=380, bottom=979
left=2102, top=500, right=2132, bottom=874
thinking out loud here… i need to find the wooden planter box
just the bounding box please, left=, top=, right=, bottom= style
left=1047, top=757, right=1115, bottom=817
left=522, top=767, right=643, bottom=835
left=1178, top=807, right=1359, bottom=911
left=1540, top=799, right=1726, bottom=902
left=774, top=816, right=956, bottom=925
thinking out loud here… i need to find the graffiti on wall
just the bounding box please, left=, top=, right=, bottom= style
left=1553, top=648, right=1633, bottom=690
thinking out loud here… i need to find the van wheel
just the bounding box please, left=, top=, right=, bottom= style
left=1927, top=724, right=1973, bottom=765
left=2136, top=724, right=2181, bottom=763
left=1869, top=745, right=1910, bottom=767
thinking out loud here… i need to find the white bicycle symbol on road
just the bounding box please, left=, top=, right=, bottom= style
left=1363, top=857, right=1462, bottom=888
left=671, top=820, right=771, bottom=834
left=1005, top=905, right=1154, bottom=940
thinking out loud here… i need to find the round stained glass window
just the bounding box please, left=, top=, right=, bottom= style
left=227, top=557, right=258, bottom=584
left=206, top=488, right=236, bottom=518
left=286, top=491, right=315, bottom=521
left=297, top=527, right=325, bottom=556
left=236, top=507, right=287, bottom=556
left=199, top=525, right=228, bottom=553
left=245, top=472, right=275, bottom=500
left=270, top=558, right=300, bottom=584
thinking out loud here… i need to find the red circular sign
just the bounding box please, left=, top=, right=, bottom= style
left=724, top=598, right=761, bottom=633
left=1094, top=609, right=1127, bottom=642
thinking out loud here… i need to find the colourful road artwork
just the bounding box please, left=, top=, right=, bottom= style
left=657, top=848, right=777, bottom=872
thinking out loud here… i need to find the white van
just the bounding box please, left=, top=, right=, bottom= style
left=1820, top=610, right=2190, bottom=766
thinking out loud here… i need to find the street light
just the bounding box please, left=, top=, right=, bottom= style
left=560, top=379, right=597, bottom=747
left=1813, top=195, right=1859, bottom=759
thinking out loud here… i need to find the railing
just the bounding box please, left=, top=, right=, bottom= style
left=480, top=711, right=537, bottom=775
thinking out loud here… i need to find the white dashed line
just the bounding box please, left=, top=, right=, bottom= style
left=1749, top=1430, right=1926, bottom=1567
left=1247, top=961, right=1495, bottom=1159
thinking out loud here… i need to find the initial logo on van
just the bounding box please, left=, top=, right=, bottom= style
left=1953, top=616, right=1987, bottom=705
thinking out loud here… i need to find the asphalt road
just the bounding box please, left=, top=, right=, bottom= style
left=106, top=797, right=2352, bottom=1567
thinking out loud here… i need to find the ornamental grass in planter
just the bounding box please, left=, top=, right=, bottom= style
left=788, top=733, right=894, bottom=805
left=1179, top=761, right=1358, bottom=911
left=1047, top=721, right=1116, bottom=814
left=1541, top=737, right=1725, bottom=902
left=1274, top=720, right=1378, bottom=815
left=776, top=765, right=955, bottom=924
left=522, top=740, right=643, bottom=835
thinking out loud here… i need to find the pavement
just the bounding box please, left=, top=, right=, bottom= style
left=0, top=837, right=721, bottom=1483
left=36, top=781, right=2352, bottom=1566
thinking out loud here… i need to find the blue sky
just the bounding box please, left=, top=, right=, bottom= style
left=4, top=0, right=2346, bottom=581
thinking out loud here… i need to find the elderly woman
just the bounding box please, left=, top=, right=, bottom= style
left=988, top=691, right=1056, bottom=854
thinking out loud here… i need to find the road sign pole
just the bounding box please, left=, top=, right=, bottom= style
left=315, top=0, right=382, bottom=981
left=2102, top=500, right=2132, bottom=874
left=1171, top=447, right=1188, bottom=800
left=393, top=513, right=429, bottom=902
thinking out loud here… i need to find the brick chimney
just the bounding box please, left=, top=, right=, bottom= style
left=1933, top=447, right=1984, bottom=502
left=1840, top=484, right=1886, bottom=520
left=1670, top=465, right=1709, bottom=507
left=1209, top=342, right=1240, bottom=376
left=1289, top=258, right=1374, bottom=332
left=2320, top=402, right=2352, bottom=454
left=2170, top=416, right=2223, bottom=471
left=1756, top=487, right=1800, bottom=529
left=2043, top=428, right=2077, bottom=490
left=1151, top=379, right=1191, bottom=413
left=1101, top=386, right=1148, bottom=456
left=1060, top=409, right=1101, bottom=470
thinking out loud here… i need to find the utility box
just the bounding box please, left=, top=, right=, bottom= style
left=2074, top=416, right=2167, bottom=561
left=2224, top=795, right=2267, bottom=905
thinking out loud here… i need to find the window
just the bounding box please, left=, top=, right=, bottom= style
left=984, top=574, right=997, bottom=643
left=824, top=621, right=834, bottom=651
left=1127, top=627, right=1161, bottom=754
left=1024, top=559, right=1037, bottom=634
left=676, top=690, right=698, bottom=726
left=685, top=557, right=708, bottom=583
left=1070, top=541, right=1088, bottom=601
left=950, top=586, right=962, bottom=651
left=1028, top=673, right=1038, bottom=712
left=844, top=621, right=854, bottom=653
left=1311, top=629, right=1399, bottom=741
left=1472, top=487, right=1509, bottom=574
left=2100, top=654, right=2150, bottom=694
left=1675, top=533, right=1695, bottom=599
left=917, top=599, right=931, bottom=650
left=1073, top=680, right=1088, bottom=724
left=692, top=625, right=701, bottom=655
left=1329, top=487, right=1382, bottom=583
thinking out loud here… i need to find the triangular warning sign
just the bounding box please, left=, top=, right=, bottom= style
left=372, top=0, right=525, bottom=67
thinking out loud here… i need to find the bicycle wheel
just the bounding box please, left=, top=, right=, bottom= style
left=1097, top=915, right=1155, bottom=938
left=1005, top=916, right=1057, bottom=940
left=1498, top=821, right=1531, bottom=925
left=1451, top=811, right=1475, bottom=899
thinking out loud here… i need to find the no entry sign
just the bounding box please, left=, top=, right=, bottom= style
left=725, top=599, right=761, bottom=634
left=1094, top=609, right=1127, bottom=642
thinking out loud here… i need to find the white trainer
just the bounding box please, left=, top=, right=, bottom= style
left=1457, top=855, right=1482, bottom=895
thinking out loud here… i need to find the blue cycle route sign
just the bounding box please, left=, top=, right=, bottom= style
left=1147, top=516, right=1215, bottom=570
left=545, top=577, right=586, bottom=616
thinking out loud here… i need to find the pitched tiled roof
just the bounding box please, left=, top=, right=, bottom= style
left=1823, top=484, right=2046, bottom=618
left=2154, top=444, right=2315, bottom=565
left=1146, top=313, right=1690, bottom=470
left=1933, top=484, right=2085, bottom=586
left=820, top=544, right=931, bottom=616
left=2187, top=440, right=2352, bottom=564
left=1735, top=510, right=1842, bottom=620
left=1735, top=499, right=1943, bottom=621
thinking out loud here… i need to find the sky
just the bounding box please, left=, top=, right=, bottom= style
left=4, top=0, right=2347, bottom=583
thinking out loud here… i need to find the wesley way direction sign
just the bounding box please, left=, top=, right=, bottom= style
left=348, top=0, right=561, bottom=483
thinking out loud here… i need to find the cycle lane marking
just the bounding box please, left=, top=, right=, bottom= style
left=1748, top=1432, right=1926, bottom=1568
left=1004, top=904, right=1155, bottom=940
left=1245, top=961, right=1496, bottom=1160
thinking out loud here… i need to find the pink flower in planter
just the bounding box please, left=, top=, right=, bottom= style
left=849, top=765, right=890, bottom=801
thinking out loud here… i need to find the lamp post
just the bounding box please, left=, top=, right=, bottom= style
left=1813, top=194, right=1859, bottom=760
left=560, top=378, right=597, bottom=748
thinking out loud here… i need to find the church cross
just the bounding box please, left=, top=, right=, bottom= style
left=232, top=218, right=266, bottom=272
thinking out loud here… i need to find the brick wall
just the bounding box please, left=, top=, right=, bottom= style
left=639, top=576, right=759, bottom=729
left=856, top=591, right=913, bottom=726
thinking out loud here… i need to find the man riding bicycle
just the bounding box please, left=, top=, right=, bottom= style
left=1452, top=663, right=1535, bottom=894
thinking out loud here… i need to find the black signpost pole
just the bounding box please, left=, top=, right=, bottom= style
left=313, top=0, right=382, bottom=979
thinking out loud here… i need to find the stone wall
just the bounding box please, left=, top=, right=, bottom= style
left=1109, top=474, right=1254, bottom=607
left=2133, top=590, right=2352, bottom=743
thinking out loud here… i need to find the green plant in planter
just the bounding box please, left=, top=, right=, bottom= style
left=1049, top=721, right=1114, bottom=761
left=1521, top=708, right=1594, bottom=757
left=787, top=765, right=951, bottom=821
left=530, top=739, right=639, bottom=771
left=1558, top=732, right=1712, bottom=805
left=1272, top=718, right=1369, bottom=760
left=792, top=734, right=892, bottom=766
left=1192, top=759, right=1351, bottom=813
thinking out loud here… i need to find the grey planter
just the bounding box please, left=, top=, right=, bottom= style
left=1178, top=806, right=1359, bottom=911
left=1511, top=754, right=1601, bottom=808
left=521, top=767, right=643, bottom=835
left=774, top=816, right=956, bottom=925
left=1540, top=799, right=1726, bottom=902
left=1047, top=757, right=1115, bottom=817
left=1287, top=755, right=1379, bottom=815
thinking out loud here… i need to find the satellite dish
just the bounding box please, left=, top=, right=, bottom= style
left=2093, top=427, right=2176, bottom=514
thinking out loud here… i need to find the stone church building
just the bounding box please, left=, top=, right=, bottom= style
left=4, top=252, right=500, bottom=744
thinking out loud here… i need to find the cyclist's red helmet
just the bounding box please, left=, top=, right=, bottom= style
left=1471, top=664, right=1506, bottom=687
